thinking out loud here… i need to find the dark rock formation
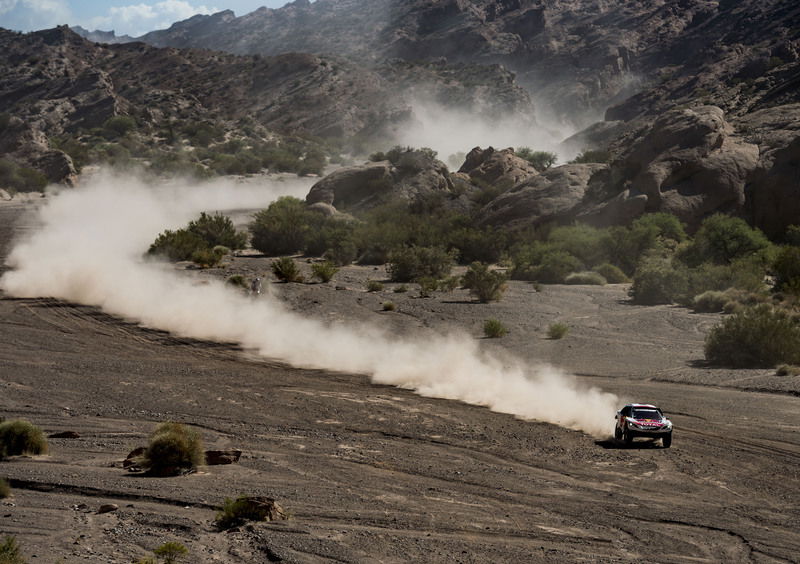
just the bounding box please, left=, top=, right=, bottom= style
left=747, top=136, right=800, bottom=239
left=459, top=146, right=538, bottom=187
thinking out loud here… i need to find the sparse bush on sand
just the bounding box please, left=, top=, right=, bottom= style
left=592, top=263, right=630, bottom=283
left=382, top=302, right=396, bottom=312
left=692, top=290, right=728, bottom=313
left=226, top=274, right=247, bottom=288
left=0, top=478, right=9, bottom=499
left=0, top=536, right=25, bottom=564
left=366, top=280, right=384, bottom=292
left=547, top=323, right=569, bottom=340
left=704, top=304, right=800, bottom=367
left=271, top=257, right=303, bottom=283
left=462, top=262, right=507, bottom=302
left=152, top=542, right=188, bottom=564
left=0, top=420, right=47, bottom=459
left=311, top=261, right=339, bottom=283
left=483, top=319, right=508, bottom=338
left=140, top=422, right=204, bottom=477
left=776, top=364, right=800, bottom=376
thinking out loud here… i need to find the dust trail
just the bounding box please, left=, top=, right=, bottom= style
left=0, top=171, right=618, bottom=436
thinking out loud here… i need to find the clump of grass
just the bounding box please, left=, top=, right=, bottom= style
left=393, top=284, right=408, bottom=293
left=417, top=276, right=439, bottom=297
left=0, top=478, right=9, bottom=499
left=366, top=280, right=384, bottom=292
left=692, top=290, right=728, bottom=313
left=592, top=263, right=630, bottom=283
left=547, top=323, right=569, bottom=339
left=153, top=542, right=188, bottom=564
left=215, top=496, right=288, bottom=530
left=483, top=319, right=508, bottom=338
left=271, top=257, right=303, bottom=282
left=311, top=261, right=339, bottom=283
left=0, top=419, right=48, bottom=459
left=140, top=422, right=204, bottom=477
left=0, top=536, right=25, bottom=564
left=564, top=271, right=607, bottom=285
left=382, top=302, right=396, bottom=311
left=776, top=364, right=800, bottom=376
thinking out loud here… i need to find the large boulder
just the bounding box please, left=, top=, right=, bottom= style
left=747, top=135, right=800, bottom=239
left=306, top=150, right=455, bottom=212
left=476, top=163, right=608, bottom=228
left=611, top=106, right=759, bottom=230
left=459, top=146, right=538, bottom=187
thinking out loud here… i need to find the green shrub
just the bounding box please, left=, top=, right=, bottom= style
left=366, top=280, right=384, bottom=292
left=190, top=247, right=224, bottom=268
left=515, top=148, right=557, bottom=170
left=0, top=420, right=47, bottom=459
left=438, top=275, right=460, bottom=292
left=417, top=276, right=439, bottom=297
left=0, top=478, right=9, bottom=499
left=311, top=261, right=339, bottom=283
left=0, top=536, right=25, bottom=564
left=271, top=257, right=303, bottom=283
left=548, top=323, right=569, bottom=339
left=773, top=246, right=800, bottom=293
left=102, top=115, right=136, bottom=139
left=593, top=263, right=630, bottom=283
left=683, top=213, right=771, bottom=266
left=0, top=159, right=48, bottom=193
left=483, top=319, right=508, bottom=338
left=785, top=225, right=800, bottom=247
left=226, top=274, right=247, bottom=288
left=393, top=285, right=408, bottom=293
left=704, top=304, right=800, bottom=367
left=531, top=250, right=581, bottom=284
left=187, top=213, right=247, bottom=251
left=565, top=271, right=607, bottom=285
left=776, top=364, right=800, bottom=376
left=387, top=246, right=455, bottom=283
left=462, top=262, right=507, bottom=302
left=140, top=422, right=204, bottom=477
left=250, top=197, right=315, bottom=256
left=549, top=224, right=607, bottom=268
left=148, top=229, right=206, bottom=261
left=629, top=258, right=689, bottom=304
left=382, top=301, right=396, bottom=312
left=152, top=542, right=188, bottom=564
left=149, top=212, right=245, bottom=262
left=692, top=290, right=728, bottom=313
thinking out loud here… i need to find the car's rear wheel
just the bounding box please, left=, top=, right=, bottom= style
left=662, top=433, right=672, bottom=448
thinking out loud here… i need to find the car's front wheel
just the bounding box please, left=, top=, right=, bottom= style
left=623, top=428, right=633, bottom=446
left=614, top=426, right=622, bottom=441
left=662, top=433, right=672, bottom=448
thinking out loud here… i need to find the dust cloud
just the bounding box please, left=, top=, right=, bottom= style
left=390, top=97, right=578, bottom=166
left=1, top=171, right=618, bottom=436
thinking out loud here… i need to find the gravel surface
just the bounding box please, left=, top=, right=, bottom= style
left=1, top=199, right=799, bottom=563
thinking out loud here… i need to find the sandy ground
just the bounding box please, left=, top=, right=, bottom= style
left=1, top=199, right=799, bottom=563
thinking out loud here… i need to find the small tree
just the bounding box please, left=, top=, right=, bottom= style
left=462, top=262, right=507, bottom=302
left=153, top=542, right=188, bottom=564
left=683, top=213, right=771, bottom=266
left=387, top=246, right=455, bottom=283
left=515, top=148, right=557, bottom=170
left=250, top=197, right=315, bottom=256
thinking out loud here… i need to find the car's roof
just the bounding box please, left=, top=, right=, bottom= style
left=625, top=403, right=659, bottom=409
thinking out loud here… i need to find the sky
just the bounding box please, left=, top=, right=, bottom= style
left=0, top=0, right=296, bottom=37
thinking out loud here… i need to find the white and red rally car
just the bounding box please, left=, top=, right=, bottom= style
left=614, top=403, right=673, bottom=448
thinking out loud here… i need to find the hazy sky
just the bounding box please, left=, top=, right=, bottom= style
left=0, top=0, right=296, bottom=36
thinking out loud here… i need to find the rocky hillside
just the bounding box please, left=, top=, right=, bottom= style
left=0, top=25, right=533, bottom=187
left=131, top=0, right=800, bottom=125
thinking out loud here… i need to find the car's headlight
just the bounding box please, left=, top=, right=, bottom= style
left=664, top=420, right=673, bottom=429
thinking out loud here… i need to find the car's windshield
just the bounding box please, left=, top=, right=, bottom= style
left=632, top=409, right=661, bottom=420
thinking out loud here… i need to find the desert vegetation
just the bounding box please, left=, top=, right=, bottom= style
left=0, top=478, right=9, bottom=499
left=148, top=212, right=245, bottom=267
left=0, top=419, right=47, bottom=459
left=548, top=323, right=570, bottom=340
left=0, top=536, right=25, bottom=564
left=138, top=422, right=204, bottom=477
left=483, top=318, right=508, bottom=338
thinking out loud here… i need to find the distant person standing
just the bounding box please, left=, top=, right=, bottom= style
left=250, top=276, right=262, bottom=296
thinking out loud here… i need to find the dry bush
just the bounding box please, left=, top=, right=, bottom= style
left=140, top=422, right=204, bottom=477
left=548, top=323, right=569, bottom=339
left=565, top=271, right=607, bottom=285
left=0, top=478, right=9, bottom=499
left=692, top=290, right=728, bottom=313
left=483, top=319, right=508, bottom=338
left=0, top=536, right=25, bottom=564
left=0, top=420, right=47, bottom=459
left=271, top=257, right=303, bottom=283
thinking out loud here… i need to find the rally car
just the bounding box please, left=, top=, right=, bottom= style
left=614, top=403, right=673, bottom=448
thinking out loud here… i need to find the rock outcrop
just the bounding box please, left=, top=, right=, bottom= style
left=476, top=163, right=607, bottom=229
left=458, top=146, right=538, bottom=187
left=306, top=150, right=454, bottom=212
left=747, top=136, right=800, bottom=239
left=610, top=106, right=759, bottom=230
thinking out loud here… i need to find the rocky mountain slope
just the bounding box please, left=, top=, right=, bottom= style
left=0, top=25, right=533, bottom=186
